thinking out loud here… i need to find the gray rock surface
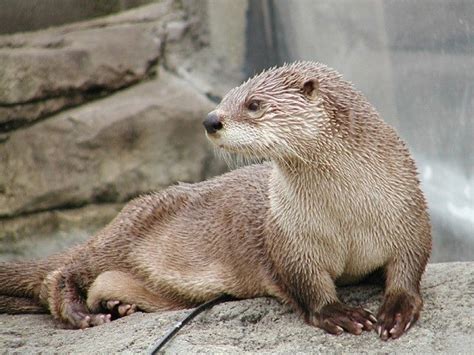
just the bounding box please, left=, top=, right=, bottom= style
left=0, top=262, right=472, bottom=353
left=0, top=1, right=181, bottom=130
left=0, top=69, right=221, bottom=218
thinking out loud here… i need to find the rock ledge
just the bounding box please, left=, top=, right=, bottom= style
left=0, top=262, right=472, bottom=353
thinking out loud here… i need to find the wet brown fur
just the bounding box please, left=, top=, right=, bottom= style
left=0, top=62, right=431, bottom=339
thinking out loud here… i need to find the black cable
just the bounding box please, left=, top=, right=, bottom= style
left=148, top=294, right=235, bottom=355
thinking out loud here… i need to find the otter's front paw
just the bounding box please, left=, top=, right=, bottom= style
left=314, top=302, right=376, bottom=335
left=377, top=291, right=422, bottom=340
left=101, top=300, right=137, bottom=319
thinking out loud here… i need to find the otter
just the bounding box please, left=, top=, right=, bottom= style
left=0, top=62, right=431, bottom=340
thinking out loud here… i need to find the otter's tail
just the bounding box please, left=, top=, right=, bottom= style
left=0, top=259, right=57, bottom=314
left=0, top=295, right=46, bottom=314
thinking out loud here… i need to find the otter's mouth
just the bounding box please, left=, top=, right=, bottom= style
left=214, top=141, right=244, bottom=154
left=212, top=143, right=267, bottom=168
left=222, top=141, right=271, bottom=161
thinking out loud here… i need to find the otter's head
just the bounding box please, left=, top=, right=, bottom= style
left=203, top=61, right=349, bottom=163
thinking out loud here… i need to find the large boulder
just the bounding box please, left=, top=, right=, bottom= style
left=0, top=262, right=471, bottom=353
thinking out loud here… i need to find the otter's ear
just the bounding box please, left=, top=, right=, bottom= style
left=301, top=79, right=319, bottom=100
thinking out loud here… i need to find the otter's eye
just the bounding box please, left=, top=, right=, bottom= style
left=247, top=100, right=260, bottom=112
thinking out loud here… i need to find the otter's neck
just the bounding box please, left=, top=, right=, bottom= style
left=268, top=159, right=338, bottom=234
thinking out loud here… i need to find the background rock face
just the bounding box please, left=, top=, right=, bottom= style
left=0, top=1, right=227, bottom=260
left=0, top=2, right=176, bottom=131
left=0, top=262, right=472, bottom=353
left=0, top=71, right=216, bottom=217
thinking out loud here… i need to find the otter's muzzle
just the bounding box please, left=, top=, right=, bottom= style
left=203, top=112, right=223, bottom=134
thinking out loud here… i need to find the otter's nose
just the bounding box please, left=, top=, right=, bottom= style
left=203, top=112, right=223, bottom=134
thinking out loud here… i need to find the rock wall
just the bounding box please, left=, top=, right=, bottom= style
left=0, top=1, right=230, bottom=260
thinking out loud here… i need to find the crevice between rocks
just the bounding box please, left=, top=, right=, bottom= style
left=0, top=61, right=161, bottom=134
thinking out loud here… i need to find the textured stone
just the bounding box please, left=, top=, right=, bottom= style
left=166, top=20, right=189, bottom=42
left=0, top=69, right=225, bottom=217
left=0, top=262, right=471, bottom=353
left=0, top=24, right=162, bottom=128
left=0, top=1, right=184, bottom=131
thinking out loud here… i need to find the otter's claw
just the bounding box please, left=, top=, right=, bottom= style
left=377, top=291, right=422, bottom=340
left=315, top=302, right=375, bottom=335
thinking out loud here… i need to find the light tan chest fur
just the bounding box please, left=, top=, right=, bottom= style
left=269, top=163, right=402, bottom=283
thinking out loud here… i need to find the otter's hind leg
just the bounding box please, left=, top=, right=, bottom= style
left=87, top=271, right=186, bottom=316
left=40, top=267, right=113, bottom=329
